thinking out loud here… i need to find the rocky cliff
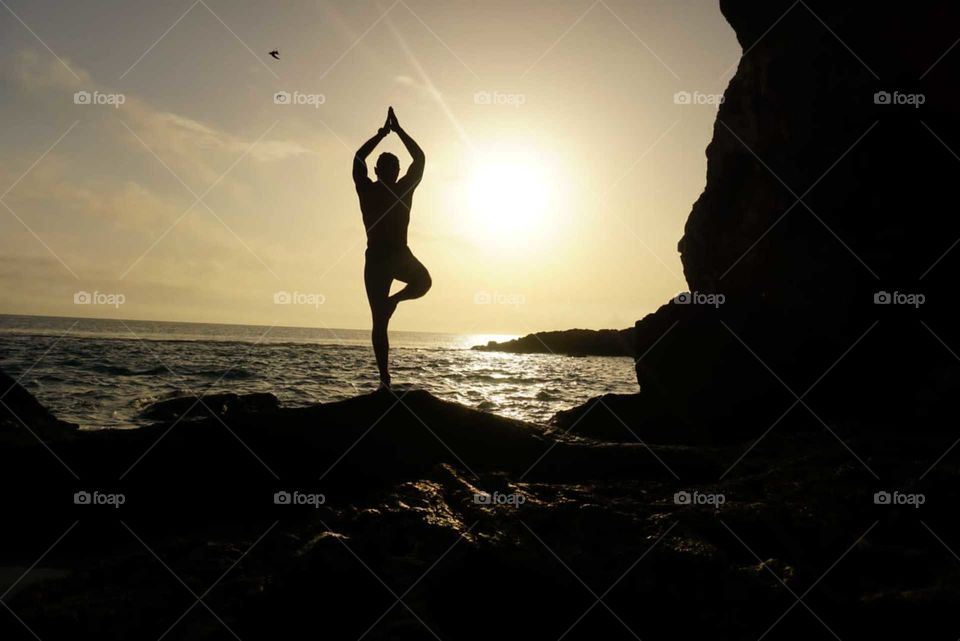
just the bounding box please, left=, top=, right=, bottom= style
left=629, top=0, right=960, bottom=431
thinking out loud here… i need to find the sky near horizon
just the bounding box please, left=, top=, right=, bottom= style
left=0, top=0, right=739, bottom=335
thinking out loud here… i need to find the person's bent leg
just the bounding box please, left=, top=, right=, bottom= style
left=364, top=256, right=394, bottom=388
left=390, top=252, right=432, bottom=303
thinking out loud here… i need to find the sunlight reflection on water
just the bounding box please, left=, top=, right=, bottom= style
left=0, top=316, right=637, bottom=429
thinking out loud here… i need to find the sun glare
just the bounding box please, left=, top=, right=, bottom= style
left=463, top=152, right=554, bottom=245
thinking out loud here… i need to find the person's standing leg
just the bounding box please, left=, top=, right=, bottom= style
left=364, top=255, right=394, bottom=388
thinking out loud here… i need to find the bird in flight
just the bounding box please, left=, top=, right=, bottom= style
left=269, top=50, right=280, bottom=60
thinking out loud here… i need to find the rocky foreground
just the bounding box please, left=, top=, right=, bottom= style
left=2, top=370, right=959, bottom=640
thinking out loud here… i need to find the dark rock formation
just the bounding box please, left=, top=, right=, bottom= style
left=139, top=391, right=280, bottom=422
left=4, top=372, right=960, bottom=639
left=621, top=0, right=960, bottom=433
left=0, top=378, right=719, bottom=529
left=472, top=328, right=634, bottom=356
left=0, top=370, right=77, bottom=444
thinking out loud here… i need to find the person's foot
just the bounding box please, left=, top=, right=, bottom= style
left=376, top=378, right=392, bottom=393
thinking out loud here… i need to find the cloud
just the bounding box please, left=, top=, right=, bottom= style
left=116, top=102, right=314, bottom=193
left=1, top=153, right=175, bottom=228
left=5, top=49, right=313, bottom=180
left=393, top=74, right=443, bottom=100
left=3, top=50, right=89, bottom=93
left=0, top=49, right=340, bottom=320
left=137, top=110, right=311, bottom=161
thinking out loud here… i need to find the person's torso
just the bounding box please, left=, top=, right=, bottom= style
left=358, top=180, right=414, bottom=251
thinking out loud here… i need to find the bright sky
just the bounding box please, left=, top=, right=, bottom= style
left=0, top=0, right=738, bottom=335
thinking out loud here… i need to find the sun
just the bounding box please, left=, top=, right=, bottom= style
left=463, top=151, right=553, bottom=245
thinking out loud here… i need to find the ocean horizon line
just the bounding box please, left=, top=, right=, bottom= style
left=0, top=312, right=521, bottom=342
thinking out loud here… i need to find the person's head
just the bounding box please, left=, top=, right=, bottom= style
left=375, top=152, right=400, bottom=184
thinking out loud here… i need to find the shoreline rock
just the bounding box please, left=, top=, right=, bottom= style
left=1, top=370, right=77, bottom=445
left=472, top=327, right=634, bottom=356
left=139, top=391, right=280, bottom=422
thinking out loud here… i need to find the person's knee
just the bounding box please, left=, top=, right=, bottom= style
left=419, top=270, right=432, bottom=295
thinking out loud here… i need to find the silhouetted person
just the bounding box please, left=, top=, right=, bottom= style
left=353, top=107, right=431, bottom=390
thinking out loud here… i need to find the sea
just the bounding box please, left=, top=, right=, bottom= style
left=0, top=314, right=638, bottom=429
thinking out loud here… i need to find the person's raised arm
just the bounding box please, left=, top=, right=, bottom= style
left=353, top=110, right=392, bottom=187
left=390, top=107, right=425, bottom=187
left=353, top=128, right=388, bottom=187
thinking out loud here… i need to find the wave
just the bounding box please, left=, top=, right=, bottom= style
left=447, top=373, right=533, bottom=384
left=87, top=364, right=170, bottom=376
left=2, top=325, right=639, bottom=429
left=201, top=369, right=257, bottom=380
